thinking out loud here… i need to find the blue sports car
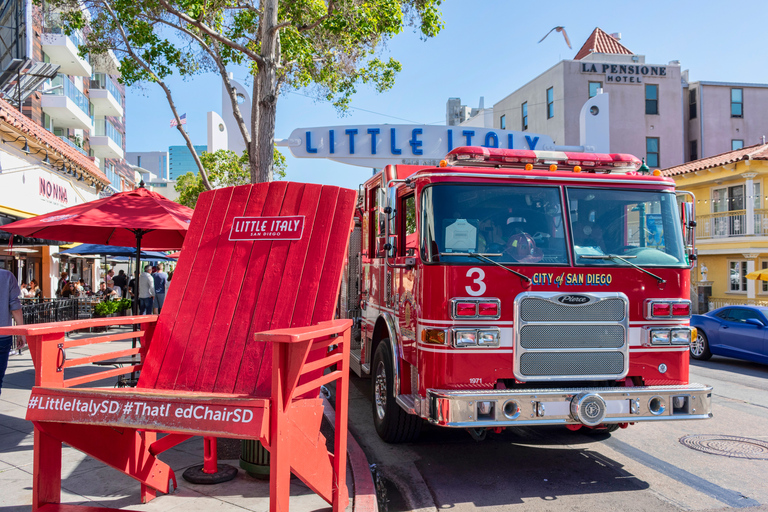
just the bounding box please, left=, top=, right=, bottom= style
left=690, top=305, right=768, bottom=364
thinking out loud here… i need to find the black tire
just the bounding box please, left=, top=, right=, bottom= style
left=372, top=341, right=422, bottom=443
left=690, top=330, right=712, bottom=360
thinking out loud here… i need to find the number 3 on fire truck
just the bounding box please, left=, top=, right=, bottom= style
left=465, top=267, right=486, bottom=296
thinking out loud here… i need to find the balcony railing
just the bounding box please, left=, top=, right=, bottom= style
left=696, top=209, right=768, bottom=239
left=708, top=296, right=768, bottom=310
left=58, top=135, right=88, bottom=156
left=45, top=75, right=91, bottom=117
left=91, top=72, right=123, bottom=105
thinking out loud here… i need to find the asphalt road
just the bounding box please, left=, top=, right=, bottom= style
left=346, top=356, right=768, bottom=512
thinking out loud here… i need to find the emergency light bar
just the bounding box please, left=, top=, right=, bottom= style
left=444, top=146, right=642, bottom=173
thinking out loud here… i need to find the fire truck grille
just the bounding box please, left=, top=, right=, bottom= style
left=519, top=352, right=625, bottom=377
left=514, top=293, right=629, bottom=381
left=519, top=297, right=625, bottom=322
left=519, top=324, right=625, bottom=349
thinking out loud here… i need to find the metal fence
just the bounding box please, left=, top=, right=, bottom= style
left=12, top=298, right=95, bottom=354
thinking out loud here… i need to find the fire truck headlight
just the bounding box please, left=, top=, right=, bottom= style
left=671, top=328, right=692, bottom=345
left=453, top=329, right=477, bottom=348
left=477, top=329, right=500, bottom=347
left=650, top=329, right=671, bottom=345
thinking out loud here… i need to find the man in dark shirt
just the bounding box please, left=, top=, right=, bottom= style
left=112, top=270, right=128, bottom=297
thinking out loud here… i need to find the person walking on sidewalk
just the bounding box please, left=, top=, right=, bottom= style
left=153, top=263, right=168, bottom=314
left=138, top=265, right=155, bottom=315
left=0, top=269, right=23, bottom=396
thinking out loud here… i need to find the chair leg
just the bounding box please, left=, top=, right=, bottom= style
left=32, top=425, right=62, bottom=511
left=270, top=409, right=291, bottom=512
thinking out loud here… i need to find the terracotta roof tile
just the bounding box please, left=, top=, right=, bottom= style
left=0, top=96, right=109, bottom=185
left=661, top=143, right=768, bottom=177
left=575, top=28, right=634, bottom=60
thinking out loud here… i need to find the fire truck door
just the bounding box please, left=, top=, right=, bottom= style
left=396, top=193, right=418, bottom=367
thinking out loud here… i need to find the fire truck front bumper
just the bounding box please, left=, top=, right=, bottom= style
left=424, top=384, right=712, bottom=428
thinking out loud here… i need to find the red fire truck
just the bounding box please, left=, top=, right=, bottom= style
left=339, top=146, right=712, bottom=443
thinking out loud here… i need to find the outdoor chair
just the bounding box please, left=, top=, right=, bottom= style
left=0, top=181, right=357, bottom=512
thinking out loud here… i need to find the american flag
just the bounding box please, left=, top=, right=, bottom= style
left=170, top=113, right=187, bottom=127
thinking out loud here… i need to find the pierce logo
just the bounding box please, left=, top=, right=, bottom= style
left=229, top=216, right=305, bottom=241
left=557, top=294, right=591, bottom=305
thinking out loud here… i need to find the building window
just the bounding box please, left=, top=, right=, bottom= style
left=546, top=88, right=554, bottom=119
left=645, top=84, right=658, bottom=115
left=762, top=261, right=768, bottom=293
left=588, top=81, right=602, bottom=98
left=689, top=89, right=697, bottom=120
left=732, top=139, right=744, bottom=150
left=521, top=102, right=528, bottom=130
left=731, top=88, right=743, bottom=118
left=689, top=140, right=698, bottom=161
left=646, top=137, right=660, bottom=168
left=500, top=115, right=506, bottom=130
left=729, top=261, right=748, bottom=292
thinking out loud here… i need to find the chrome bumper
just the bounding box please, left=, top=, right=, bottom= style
left=425, top=384, right=712, bottom=428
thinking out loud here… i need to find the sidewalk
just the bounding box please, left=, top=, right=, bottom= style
left=0, top=328, right=373, bottom=512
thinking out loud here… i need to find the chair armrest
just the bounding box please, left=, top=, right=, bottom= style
left=0, top=315, right=158, bottom=337
left=254, top=319, right=352, bottom=344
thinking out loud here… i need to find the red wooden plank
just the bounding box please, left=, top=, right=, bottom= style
left=153, top=187, right=236, bottom=389
left=194, top=183, right=270, bottom=392
left=288, top=187, right=339, bottom=328
left=62, top=330, right=145, bottom=348
left=232, top=182, right=311, bottom=394
left=212, top=181, right=289, bottom=393
left=139, top=191, right=215, bottom=388
left=250, top=186, right=339, bottom=394
left=0, top=316, right=155, bottom=337
left=173, top=185, right=252, bottom=390
left=312, top=189, right=357, bottom=325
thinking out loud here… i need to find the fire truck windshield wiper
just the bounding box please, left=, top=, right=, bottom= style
left=441, top=252, right=532, bottom=283
left=580, top=254, right=666, bottom=284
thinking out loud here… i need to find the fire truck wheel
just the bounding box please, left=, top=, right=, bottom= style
left=583, top=423, right=620, bottom=435
left=372, top=341, right=422, bottom=443
left=690, top=331, right=712, bottom=360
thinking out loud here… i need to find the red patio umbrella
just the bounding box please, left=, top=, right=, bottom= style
left=1, top=184, right=193, bottom=314
left=167, top=251, right=181, bottom=259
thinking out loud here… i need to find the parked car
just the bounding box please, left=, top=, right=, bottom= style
left=690, top=305, right=768, bottom=364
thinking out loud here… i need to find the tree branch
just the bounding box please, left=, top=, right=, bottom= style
left=145, top=14, right=253, bottom=152
left=98, top=0, right=214, bottom=191
left=156, top=0, right=265, bottom=67
left=272, top=0, right=337, bottom=34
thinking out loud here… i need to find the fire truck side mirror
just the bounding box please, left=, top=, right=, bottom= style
left=680, top=201, right=696, bottom=264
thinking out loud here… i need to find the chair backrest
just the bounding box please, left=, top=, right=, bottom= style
left=138, top=182, right=356, bottom=395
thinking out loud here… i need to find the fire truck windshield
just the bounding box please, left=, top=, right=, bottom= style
left=422, top=184, right=568, bottom=265
left=567, top=187, right=687, bottom=267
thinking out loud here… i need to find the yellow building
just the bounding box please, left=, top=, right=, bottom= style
left=663, top=143, right=768, bottom=309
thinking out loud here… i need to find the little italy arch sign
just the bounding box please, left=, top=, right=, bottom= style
left=276, top=124, right=558, bottom=169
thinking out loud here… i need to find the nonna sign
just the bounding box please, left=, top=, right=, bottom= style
left=39, top=177, right=68, bottom=205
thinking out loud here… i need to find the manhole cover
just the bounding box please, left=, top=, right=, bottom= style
left=680, top=434, right=768, bottom=460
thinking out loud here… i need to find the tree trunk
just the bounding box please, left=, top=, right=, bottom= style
left=251, top=0, right=280, bottom=183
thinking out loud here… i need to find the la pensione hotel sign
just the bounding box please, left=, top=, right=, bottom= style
left=581, top=62, right=669, bottom=84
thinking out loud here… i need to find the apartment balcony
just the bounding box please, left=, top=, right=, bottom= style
left=90, top=73, right=123, bottom=117
left=41, top=28, right=92, bottom=77
left=90, top=119, right=124, bottom=160
left=696, top=209, right=768, bottom=240
left=90, top=86, right=123, bottom=117
left=41, top=77, right=93, bottom=131
left=57, top=135, right=88, bottom=156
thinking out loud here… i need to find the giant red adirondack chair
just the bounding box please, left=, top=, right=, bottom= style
left=0, top=182, right=356, bottom=512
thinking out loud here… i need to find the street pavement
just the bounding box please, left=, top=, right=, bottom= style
left=0, top=327, right=356, bottom=512
left=347, top=357, right=768, bottom=512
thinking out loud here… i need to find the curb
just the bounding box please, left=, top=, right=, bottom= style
left=323, top=397, right=378, bottom=512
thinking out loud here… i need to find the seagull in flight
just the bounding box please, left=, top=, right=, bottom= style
left=538, top=26, right=572, bottom=49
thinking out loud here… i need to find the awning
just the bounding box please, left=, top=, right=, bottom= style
left=0, top=204, right=34, bottom=219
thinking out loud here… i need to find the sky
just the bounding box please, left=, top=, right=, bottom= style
left=124, top=0, right=768, bottom=190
